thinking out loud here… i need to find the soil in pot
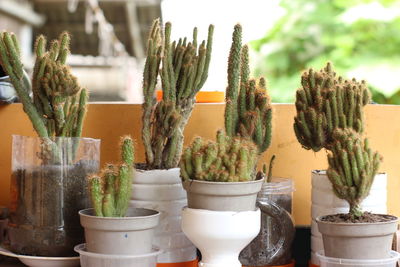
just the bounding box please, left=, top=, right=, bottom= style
left=321, top=213, right=396, bottom=223
left=8, top=159, right=98, bottom=257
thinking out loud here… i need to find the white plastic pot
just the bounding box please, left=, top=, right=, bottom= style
left=130, top=168, right=196, bottom=263
left=181, top=207, right=261, bottom=267
left=317, top=250, right=400, bottom=267
left=310, top=171, right=387, bottom=265
left=74, top=243, right=162, bottom=267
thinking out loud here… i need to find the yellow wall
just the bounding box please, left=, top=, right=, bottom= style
left=1, top=103, right=399, bottom=225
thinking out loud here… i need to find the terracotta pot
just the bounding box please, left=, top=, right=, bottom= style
left=316, top=215, right=398, bottom=259
left=182, top=178, right=264, bottom=212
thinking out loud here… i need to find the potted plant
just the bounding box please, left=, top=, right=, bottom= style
left=78, top=136, right=160, bottom=256
left=0, top=32, right=100, bottom=256
left=293, top=62, right=398, bottom=260
left=131, top=18, right=214, bottom=264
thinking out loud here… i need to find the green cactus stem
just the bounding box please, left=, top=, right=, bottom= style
left=224, top=24, right=272, bottom=155
left=142, top=18, right=214, bottom=170
left=180, top=130, right=258, bottom=182
left=293, top=62, right=370, bottom=152
left=89, top=136, right=135, bottom=217
left=0, top=31, right=87, bottom=138
left=327, top=129, right=382, bottom=217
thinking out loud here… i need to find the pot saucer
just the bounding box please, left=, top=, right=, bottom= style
left=0, top=246, right=80, bottom=267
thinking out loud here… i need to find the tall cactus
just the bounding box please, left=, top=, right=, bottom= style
left=142, top=18, right=214, bottom=170
left=0, top=32, right=87, bottom=138
left=293, top=62, right=380, bottom=218
left=180, top=130, right=258, bottom=182
left=293, top=62, right=369, bottom=152
left=225, top=24, right=272, bottom=154
left=89, top=136, right=134, bottom=217
left=327, top=129, right=382, bottom=217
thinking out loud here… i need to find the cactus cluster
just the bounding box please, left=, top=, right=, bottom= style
left=327, top=129, right=382, bottom=217
left=294, top=63, right=369, bottom=152
left=225, top=24, right=272, bottom=154
left=142, top=19, right=214, bottom=170
left=89, top=136, right=134, bottom=217
left=0, top=32, right=87, bottom=138
left=293, top=62, right=381, bottom=218
left=180, top=130, right=258, bottom=182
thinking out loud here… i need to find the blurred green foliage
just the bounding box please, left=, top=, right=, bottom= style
left=251, top=0, right=400, bottom=103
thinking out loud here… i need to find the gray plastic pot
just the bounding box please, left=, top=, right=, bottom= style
left=182, top=178, right=264, bottom=212
left=316, top=215, right=398, bottom=259
left=79, top=207, right=160, bottom=255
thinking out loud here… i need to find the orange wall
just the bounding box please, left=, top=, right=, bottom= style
left=1, top=103, right=400, bottom=225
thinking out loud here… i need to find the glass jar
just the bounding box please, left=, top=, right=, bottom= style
left=8, top=135, right=100, bottom=256
left=0, top=75, right=17, bottom=104
left=240, top=177, right=295, bottom=266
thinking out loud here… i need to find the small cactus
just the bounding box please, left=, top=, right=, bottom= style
left=0, top=32, right=87, bottom=138
left=293, top=62, right=370, bottom=152
left=142, top=19, right=214, bottom=170
left=327, top=129, right=382, bottom=217
left=89, top=136, right=134, bottom=217
left=225, top=24, right=272, bottom=154
left=180, top=130, right=258, bottom=182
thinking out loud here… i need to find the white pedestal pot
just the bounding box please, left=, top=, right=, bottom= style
left=181, top=207, right=261, bottom=267
left=130, top=168, right=197, bottom=263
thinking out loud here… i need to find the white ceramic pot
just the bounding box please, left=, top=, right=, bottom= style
left=310, top=171, right=388, bottom=265
left=130, top=168, right=196, bottom=263
left=181, top=207, right=261, bottom=267
left=79, top=208, right=160, bottom=255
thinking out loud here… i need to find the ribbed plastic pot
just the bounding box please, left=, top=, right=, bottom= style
left=182, top=178, right=264, bottom=212
left=79, top=207, right=160, bottom=255
left=130, top=168, right=197, bottom=264
left=310, top=171, right=387, bottom=265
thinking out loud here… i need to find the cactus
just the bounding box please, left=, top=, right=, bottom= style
left=293, top=62, right=380, bottom=218
left=0, top=32, right=87, bottom=138
left=142, top=18, right=214, bottom=170
left=89, top=136, right=135, bottom=217
left=327, top=129, right=382, bottom=217
left=180, top=130, right=258, bottom=182
left=293, top=62, right=370, bottom=152
left=225, top=24, right=272, bottom=154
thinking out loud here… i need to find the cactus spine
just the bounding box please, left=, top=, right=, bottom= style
left=89, top=136, right=134, bottom=217
left=225, top=24, right=272, bottom=155
left=0, top=32, right=87, bottom=138
left=293, top=62, right=381, bottom=218
left=180, top=130, right=258, bottom=182
left=142, top=19, right=214, bottom=170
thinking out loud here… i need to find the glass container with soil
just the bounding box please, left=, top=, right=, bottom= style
left=8, top=135, right=100, bottom=257
left=240, top=177, right=295, bottom=266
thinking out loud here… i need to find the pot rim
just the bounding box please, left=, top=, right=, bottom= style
left=316, top=250, right=400, bottom=263
left=183, top=177, right=263, bottom=185
left=312, top=170, right=387, bottom=176
left=12, top=134, right=100, bottom=142
left=74, top=243, right=162, bottom=258
left=79, top=208, right=160, bottom=220
left=316, top=214, right=398, bottom=226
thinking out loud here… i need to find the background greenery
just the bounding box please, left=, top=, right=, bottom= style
left=250, top=0, right=400, bottom=103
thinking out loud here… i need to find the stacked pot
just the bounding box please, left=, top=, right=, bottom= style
left=181, top=179, right=264, bottom=267
left=130, top=168, right=197, bottom=264
left=311, top=171, right=388, bottom=266
left=77, top=207, right=161, bottom=267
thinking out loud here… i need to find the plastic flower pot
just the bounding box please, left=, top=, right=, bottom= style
left=316, top=250, right=400, bottom=267
left=130, top=168, right=197, bottom=263
left=182, top=178, right=264, bottom=212
left=8, top=135, right=100, bottom=257
left=79, top=207, right=160, bottom=255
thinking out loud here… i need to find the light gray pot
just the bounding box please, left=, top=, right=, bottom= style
left=316, top=214, right=398, bottom=259
left=79, top=207, right=160, bottom=255
left=182, top=179, right=264, bottom=212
